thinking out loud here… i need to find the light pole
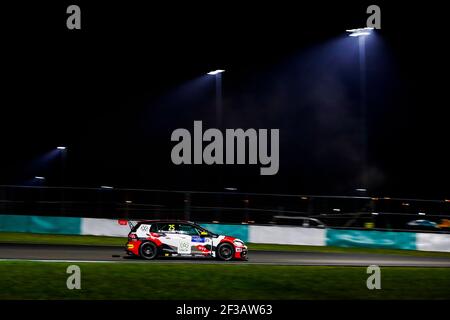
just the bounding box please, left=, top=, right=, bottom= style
left=207, top=69, right=225, bottom=129
left=57, top=146, right=67, bottom=213
left=207, top=69, right=226, bottom=213
left=57, top=146, right=67, bottom=186
left=99, top=186, right=114, bottom=217
left=34, top=176, right=46, bottom=214
left=346, top=27, right=373, bottom=191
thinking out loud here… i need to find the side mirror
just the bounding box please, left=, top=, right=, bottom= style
left=200, top=231, right=209, bottom=237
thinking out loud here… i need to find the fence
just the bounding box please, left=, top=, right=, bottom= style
left=0, top=185, right=449, bottom=233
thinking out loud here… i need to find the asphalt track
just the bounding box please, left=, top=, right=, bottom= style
left=1, top=243, right=450, bottom=267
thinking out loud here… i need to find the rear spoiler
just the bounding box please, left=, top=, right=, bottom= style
left=118, top=219, right=135, bottom=230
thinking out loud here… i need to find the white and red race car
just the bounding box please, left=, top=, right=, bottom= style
left=124, top=220, right=248, bottom=261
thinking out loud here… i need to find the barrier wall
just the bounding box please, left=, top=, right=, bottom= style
left=325, top=229, right=417, bottom=250
left=1, top=214, right=449, bottom=252
left=249, top=225, right=325, bottom=246
left=82, top=218, right=130, bottom=237
left=416, top=233, right=450, bottom=252
left=0, top=214, right=81, bottom=235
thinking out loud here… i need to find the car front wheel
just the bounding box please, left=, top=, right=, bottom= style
left=216, top=242, right=234, bottom=261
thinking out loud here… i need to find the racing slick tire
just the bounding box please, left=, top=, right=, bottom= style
left=139, top=241, right=158, bottom=260
left=216, top=242, right=235, bottom=261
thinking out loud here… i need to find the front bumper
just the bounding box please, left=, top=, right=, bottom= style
left=234, top=246, right=248, bottom=260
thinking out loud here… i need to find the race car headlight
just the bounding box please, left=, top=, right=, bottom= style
left=233, top=239, right=245, bottom=246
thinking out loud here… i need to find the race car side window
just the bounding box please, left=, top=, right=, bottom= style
left=178, top=224, right=200, bottom=236
left=157, top=223, right=179, bottom=233
left=149, top=224, right=158, bottom=232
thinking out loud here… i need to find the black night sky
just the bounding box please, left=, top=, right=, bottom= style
left=1, top=1, right=449, bottom=198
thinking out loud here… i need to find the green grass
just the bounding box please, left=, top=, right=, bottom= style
left=1, top=232, right=450, bottom=258
left=0, top=261, right=449, bottom=300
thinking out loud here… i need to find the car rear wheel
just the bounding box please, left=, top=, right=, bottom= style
left=140, top=242, right=158, bottom=260
left=217, top=243, right=234, bottom=261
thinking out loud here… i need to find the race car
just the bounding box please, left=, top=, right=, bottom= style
left=124, top=220, right=248, bottom=261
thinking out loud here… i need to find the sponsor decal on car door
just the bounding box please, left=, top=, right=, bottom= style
left=178, top=235, right=192, bottom=254
left=191, top=235, right=208, bottom=254
left=158, top=223, right=192, bottom=255
left=158, top=224, right=180, bottom=253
